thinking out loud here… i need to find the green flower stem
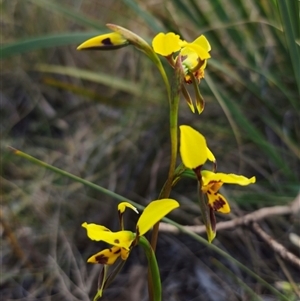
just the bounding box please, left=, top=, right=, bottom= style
left=139, top=236, right=161, bottom=301
left=8, top=147, right=289, bottom=300
left=150, top=56, right=182, bottom=251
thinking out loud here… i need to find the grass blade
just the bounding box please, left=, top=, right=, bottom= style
left=1, top=32, right=102, bottom=59
left=28, top=0, right=104, bottom=29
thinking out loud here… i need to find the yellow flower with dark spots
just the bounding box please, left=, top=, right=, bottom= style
left=201, top=170, right=256, bottom=214
left=152, top=32, right=211, bottom=114
left=82, top=199, right=179, bottom=265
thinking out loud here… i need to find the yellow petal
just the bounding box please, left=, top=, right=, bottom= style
left=87, top=246, right=122, bottom=265
left=77, top=32, right=128, bottom=50
left=184, top=43, right=210, bottom=60
left=206, top=147, right=216, bottom=163
left=120, top=248, right=130, bottom=260
left=200, top=59, right=208, bottom=71
left=201, top=170, right=256, bottom=186
left=137, top=199, right=179, bottom=236
left=118, top=202, right=139, bottom=214
left=82, top=222, right=134, bottom=250
left=207, top=191, right=231, bottom=214
left=179, top=125, right=208, bottom=169
left=181, top=47, right=199, bottom=70
left=206, top=146, right=217, bottom=172
left=152, top=32, right=183, bottom=56
left=81, top=222, right=110, bottom=233
left=192, top=35, right=211, bottom=52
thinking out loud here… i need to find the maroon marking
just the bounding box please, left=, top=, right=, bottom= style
left=209, top=206, right=216, bottom=232
left=95, top=254, right=108, bottom=264
left=193, top=166, right=203, bottom=181
left=212, top=197, right=226, bottom=211
left=136, top=227, right=140, bottom=237
left=102, top=38, right=113, bottom=46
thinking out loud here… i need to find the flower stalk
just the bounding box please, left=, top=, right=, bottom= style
left=139, top=236, right=162, bottom=301
left=151, top=54, right=183, bottom=251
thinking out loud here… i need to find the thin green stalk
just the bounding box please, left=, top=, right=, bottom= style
left=150, top=56, right=182, bottom=251
left=139, top=236, right=161, bottom=301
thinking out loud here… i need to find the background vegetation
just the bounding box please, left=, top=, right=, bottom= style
left=1, top=0, right=299, bottom=300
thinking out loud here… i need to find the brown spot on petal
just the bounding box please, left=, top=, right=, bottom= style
left=95, top=254, right=109, bottom=264
left=102, top=37, right=113, bottom=46
left=212, top=197, right=226, bottom=211
left=114, top=239, right=120, bottom=244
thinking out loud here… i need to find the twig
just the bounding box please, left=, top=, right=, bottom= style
left=251, top=222, right=300, bottom=268
left=159, top=194, right=300, bottom=234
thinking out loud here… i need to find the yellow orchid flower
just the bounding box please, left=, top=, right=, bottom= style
left=82, top=199, right=179, bottom=265
left=179, top=125, right=255, bottom=243
left=200, top=170, right=256, bottom=243
left=201, top=170, right=256, bottom=214
left=152, top=32, right=211, bottom=114
left=152, top=32, right=210, bottom=61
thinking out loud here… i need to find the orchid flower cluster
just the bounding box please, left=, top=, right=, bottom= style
left=77, top=24, right=255, bottom=300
